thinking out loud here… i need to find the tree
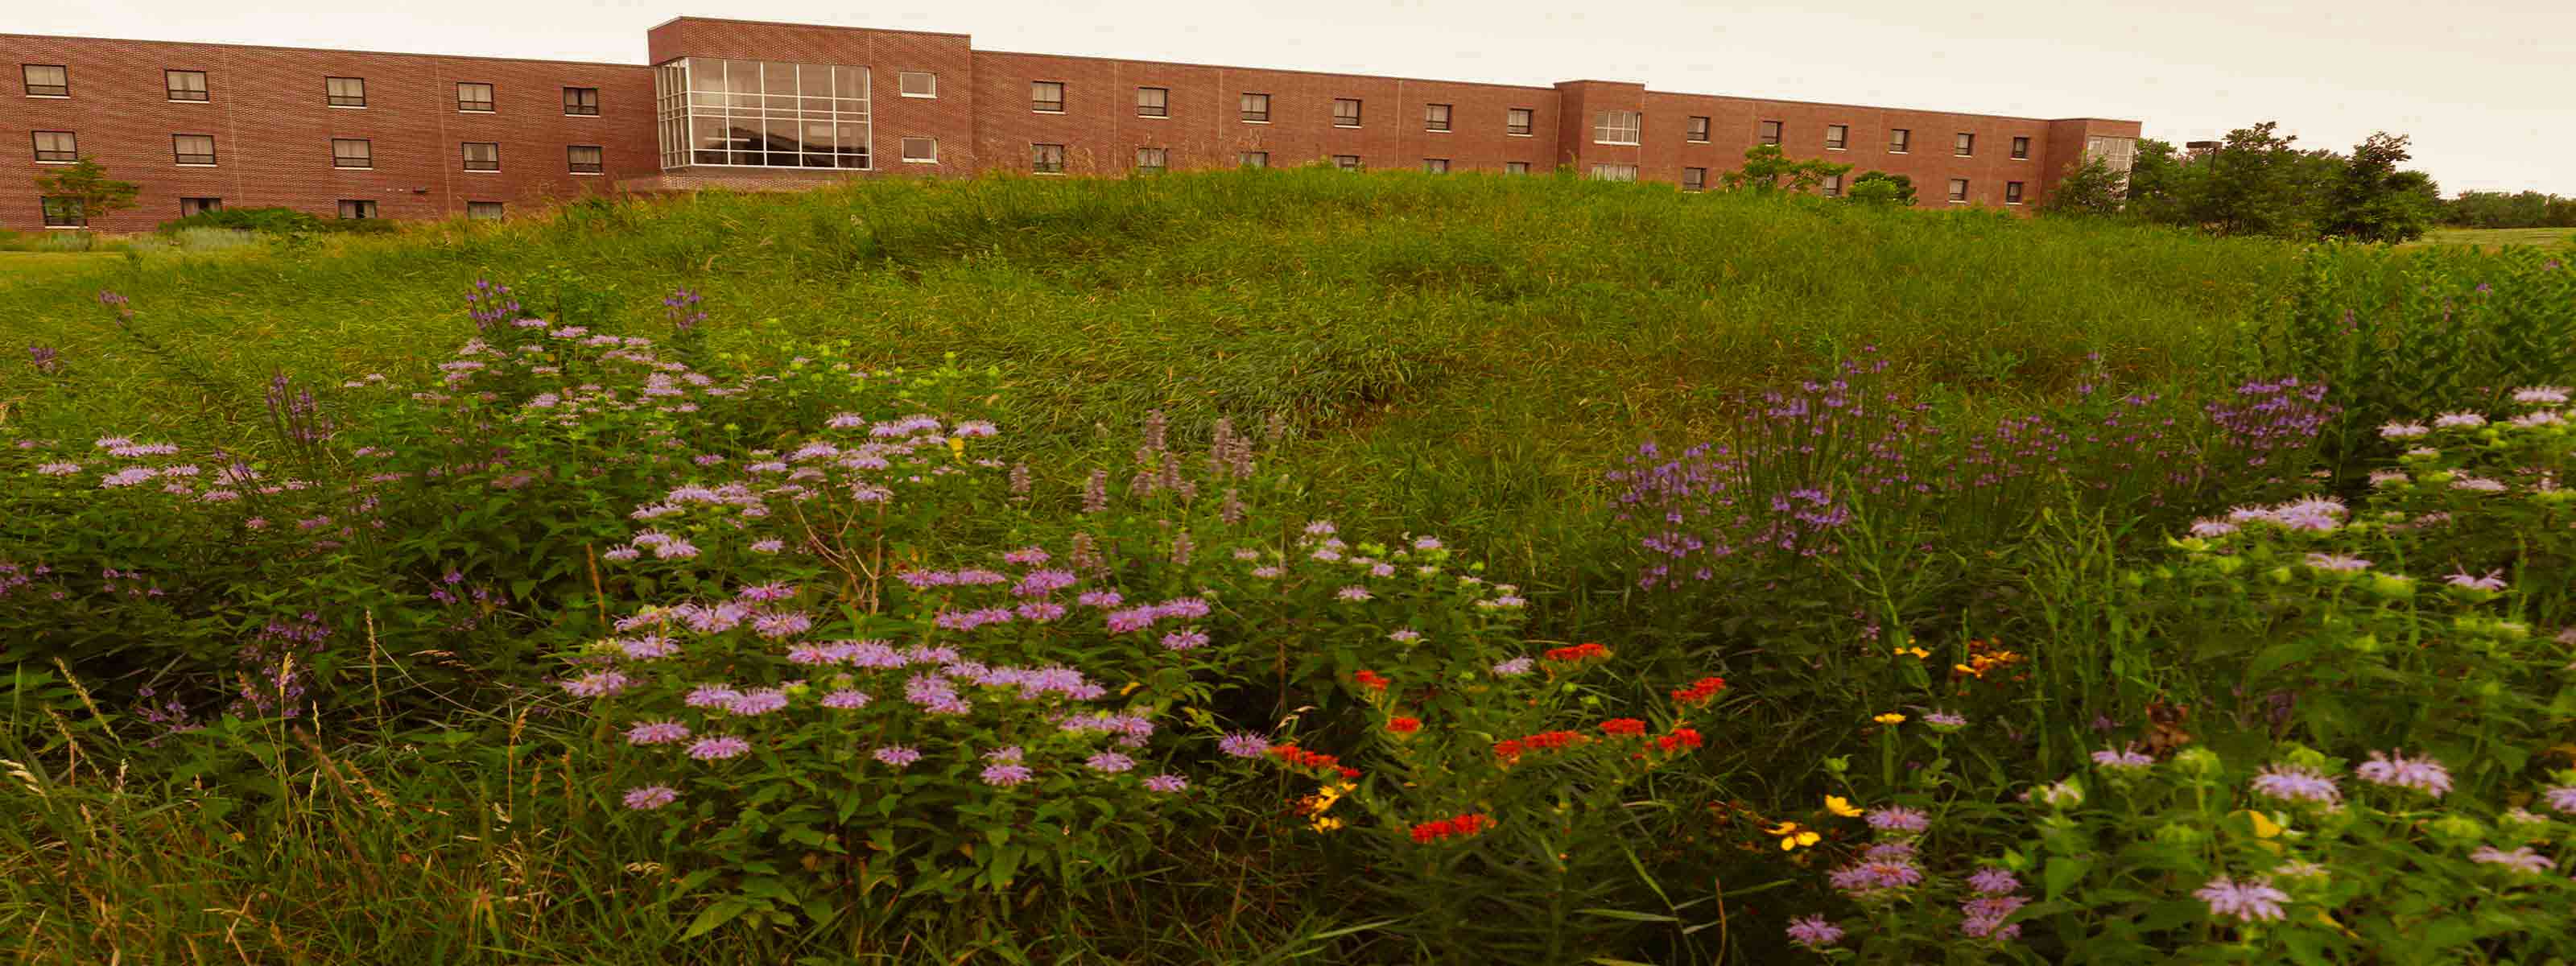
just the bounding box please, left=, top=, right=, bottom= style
left=1720, top=144, right=1852, bottom=194
left=2038, top=156, right=2126, bottom=217
left=1846, top=171, right=1917, bottom=205
left=2319, top=133, right=2439, bottom=242
left=31, top=156, right=138, bottom=229
left=2186, top=122, right=2320, bottom=238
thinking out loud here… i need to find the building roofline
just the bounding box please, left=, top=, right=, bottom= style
left=647, top=15, right=973, bottom=40
left=0, top=31, right=643, bottom=70
left=1649, top=89, right=2140, bottom=126
left=974, top=46, right=1564, bottom=93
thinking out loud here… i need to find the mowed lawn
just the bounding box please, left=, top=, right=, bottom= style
left=2406, top=226, right=2576, bottom=250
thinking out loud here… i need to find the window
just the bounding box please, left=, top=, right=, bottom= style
left=1686, top=116, right=1710, bottom=142
left=1947, top=178, right=1969, bottom=203
left=1423, top=158, right=1448, bottom=173
left=568, top=145, right=604, bottom=173
left=462, top=142, right=500, bottom=171
left=1889, top=128, right=1910, bottom=153
left=1758, top=120, right=1781, bottom=146
left=563, top=86, right=600, bottom=115
left=1134, top=147, right=1168, bottom=172
left=1425, top=103, right=1451, bottom=132
left=457, top=82, right=494, bottom=113
left=1332, top=98, right=1362, bottom=127
left=1589, top=163, right=1638, bottom=182
left=172, top=134, right=217, bottom=166
left=1238, top=151, right=1267, bottom=168
left=1031, top=81, right=1064, bottom=113
left=1507, top=107, right=1533, bottom=136
left=31, top=130, right=76, bottom=163
left=337, top=199, right=377, bottom=219
left=1332, top=155, right=1361, bottom=171
left=180, top=197, right=221, bottom=217
left=1822, top=174, right=1844, bottom=197
left=23, top=64, right=68, bottom=97
left=2011, top=136, right=2030, bottom=160
left=1031, top=143, right=1065, bottom=174
left=468, top=201, right=504, bottom=221
left=2005, top=181, right=2025, bottom=204
left=1505, top=161, right=1530, bottom=175
left=39, top=196, right=82, bottom=227
left=166, top=70, right=208, bottom=101
left=901, top=137, right=937, bottom=163
left=1136, top=87, right=1168, bottom=118
left=662, top=59, right=870, bottom=170
left=1593, top=110, right=1641, bottom=145
left=1955, top=132, right=1975, bottom=157
left=326, top=76, right=365, bottom=107
left=1240, top=93, right=1269, bottom=122
left=1682, top=167, right=1706, bottom=191
left=332, top=138, right=372, bottom=168
left=898, top=72, right=936, bottom=98
left=1826, top=124, right=1848, bottom=150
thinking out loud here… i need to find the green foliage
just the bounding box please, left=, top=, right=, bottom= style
left=2037, top=157, right=2127, bottom=217
left=1847, top=171, right=1918, bottom=205
left=159, top=204, right=400, bottom=237
left=2441, top=190, right=2576, bottom=229
left=30, top=156, right=139, bottom=227
left=2319, top=133, right=2441, bottom=244
left=1722, top=144, right=1853, bottom=194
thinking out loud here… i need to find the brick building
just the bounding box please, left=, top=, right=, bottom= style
left=3, top=16, right=2142, bottom=232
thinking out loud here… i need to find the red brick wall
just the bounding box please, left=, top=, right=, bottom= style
left=2, top=19, right=2144, bottom=229
left=0, top=33, right=652, bottom=231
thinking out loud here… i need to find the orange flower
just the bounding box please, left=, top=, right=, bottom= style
left=1353, top=670, right=1389, bottom=691
left=1411, top=812, right=1495, bottom=844
left=1387, top=716, right=1422, bottom=734
left=1543, top=642, right=1611, bottom=663
left=1600, top=718, right=1648, bottom=737
left=1670, top=675, right=1728, bottom=705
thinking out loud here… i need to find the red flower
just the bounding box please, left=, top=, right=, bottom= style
left=1543, top=642, right=1611, bottom=663
left=1493, top=739, right=1525, bottom=760
left=1522, top=729, right=1584, bottom=751
left=1336, top=766, right=1360, bottom=780
left=1410, top=812, right=1496, bottom=844
left=1656, top=727, right=1705, bottom=753
left=1387, top=716, right=1422, bottom=734
left=1353, top=670, right=1390, bottom=691
left=1671, top=675, right=1728, bottom=705
left=1600, top=718, right=1647, bottom=737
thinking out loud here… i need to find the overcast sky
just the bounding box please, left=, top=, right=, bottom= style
left=19, top=0, right=2570, bottom=194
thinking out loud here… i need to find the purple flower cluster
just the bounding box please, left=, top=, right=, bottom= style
left=1104, top=597, right=1213, bottom=634
left=2194, top=875, right=2290, bottom=923
left=2355, top=750, right=2451, bottom=797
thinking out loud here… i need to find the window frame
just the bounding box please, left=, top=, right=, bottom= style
left=1955, top=132, right=1975, bottom=157
left=1504, top=161, right=1530, bottom=175
left=1422, top=157, right=1449, bottom=173
left=31, top=130, right=76, bottom=164
left=1135, top=147, right=1168, bottom=173
left=567, top=144, right=605, bottom=174
left=1889, top=128, right=1911, bottom=154
left=1332, top=98, right=1362, bottom=128
left=1947, top=178, right=1970, bottom=203
left=1588, top=163, right=1639, bottom=183
left=331, top=138, right=374, bottom=169
left=325, top=76, right=366, bottom=108
left=39, top=196, right=84, bottom=228
left=1136, top=86, right=1169, bottom=118
left=1592, top=109, right=1641, bottom=146
left=1030, top=80, right=1066, bottom=114
left=1823, top=173, right=1844, bottom=198
left=461, top=141, right=501, bottom=172
left=179, top=196, right=222, bottom=217
left=456, top=81, right=496, bottom=114
left=898, top=72, right=937, bottom=99
left=1758, top=119, right=1782, bottom=147
left=165, top=69, right=209, bottom=102
left=1686, top=116, right=1710, bottom=142
left=1031, top=142, right=1066, bottom=175
left=336, top=199, right=378, bottom=220
left=467, top=200, right=505, bottom=221
left=1424, top=103, right=1451, bottom=132
left=171, top=134, right=217, bottom=167
left=562, top=86, right=600, bottom=116
left=2004, top=180, right=2025, bottom=204
left=1332, top=154, right=1362, bottom=171
left=1506, top=107, right=1534, bottom=137
left=2010, top=136, right=2030, bottom=160
left=1238, top=151, right=1268, bottom=168
left=1825, top=124, right=1848, bottom=150
left=1239, top=92, right=1270, bottom=123
left=23, top=64, right=69, bottom=98
left=1682, top=166, right=1707, bottom=191
left=901, top=137, right=939, bottom=163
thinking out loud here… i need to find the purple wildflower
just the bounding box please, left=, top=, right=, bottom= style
left=1335, top=585, right=1373, bottom=602
left=2304, top=553, right=2371, bottom=572
left=1491, top=657, right=1535, bottom=677
left=2542, top=786, right=2576, bottom=815
left=1785, top=915, right=1844, bottom=950
left=1967, top=868, right=2020, bottom=894
left=724, top=688, right=790, bottom=716
left=1086, top=752, right=1135, bottom=773
left=2355, top=750, right=2452, bottom=797
left=873, top=745, right=922, bottom=768
left=2445, top=570, right=2507, bottom=592
left=1161, top=628, right=1210, bottom=651
left=980, top=763, right=1034, bottom=787
left=622, top=785, right=679, bottom=810
left=2250, top=764, right=2342, bottom=806
left=2470, top=846, right=2556, bottom=873
left=1142, top=774, right=1188, bottom=793
left=625, top=720, right=691, bottom=745
left=687, top=736, right=751, bottom=761
left=2092, top=745, right=2155, bottom=770
left=2195, top=876, right=2290, bottom=923
left=1865, top=807, right=1930, bottom=832
left=562, top=670, right=632, bottom=698
left=819, top=689, right=870, bottom=709
left=1219, top=732, right=1270, bottom=758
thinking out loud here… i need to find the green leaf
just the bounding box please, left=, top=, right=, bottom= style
left=680, top=898, right=749, bottom=939
left=1575, top=908, right=1681, bottom=923
left=2043, top=856, right=2093, bottom=902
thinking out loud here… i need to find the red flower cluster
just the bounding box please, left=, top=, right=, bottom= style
left=1269, top=743, right=1362, bottom=780
left=1494, top=729, right=1587, bottom=763
left=1353, top=670, right=1390, bottom=691
left=1387, top=716, right=1422, bottom=734
left=1671, top=676, right=1728, bottom=706
left=1657, top=727, right=1704, bottom=753
left=1600, top=718, right=1647, bottom=737
left=1542, top=642, right=1610, bottom=663
left=1410, top=812, right=1496, bottom=844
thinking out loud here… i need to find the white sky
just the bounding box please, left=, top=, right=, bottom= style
left=19, top=0, right=2571, bottom=194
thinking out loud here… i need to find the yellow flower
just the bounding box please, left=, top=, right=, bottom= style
left=947, top=436, right=966, bottom=458
left=1825, top=795, right=1863, bottom=818
left=1872, top=712, right=1906, bottom=725
left=1765, top=821, right=1821, bottom=851
left=1311, top=815, right=1345, bottom=832
left=1894, top=646, right=1930, bottom=658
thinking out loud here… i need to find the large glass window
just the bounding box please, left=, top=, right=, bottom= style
left=1593, top=111, right=1641, bottom=145
left=654, top=58, right=872, bottom=171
